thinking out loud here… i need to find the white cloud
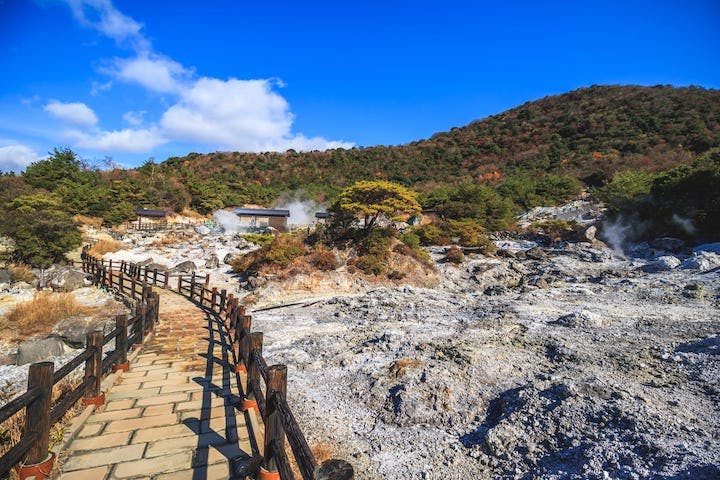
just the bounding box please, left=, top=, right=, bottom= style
left=107, top=53, right=191, bottom=94
left=0, top=144, right=44, bottom=172
left=90, top=80, right=113, bottom=96
left=161, top=78, right=353, bottom=151
left=44, top=100, right=99, bottom=127
left=61, top=0, right=354, bottom=155
left=66, top=127, right=166, bottom=153
left=122, top=110, right=147, bottom=126
left=65, top=0, right=146, bottom=47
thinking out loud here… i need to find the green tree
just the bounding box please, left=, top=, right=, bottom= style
left=0, top=193, right=81, bottom=267
left=333, top=180, right=421, bottom=233
left=23, top=148, right=83, bottom=190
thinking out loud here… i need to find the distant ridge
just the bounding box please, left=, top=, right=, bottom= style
left=158, top=84, right=720, bottom=190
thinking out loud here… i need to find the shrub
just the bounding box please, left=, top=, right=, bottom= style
left=265, top=235, right=307, bottom=268
left=309, top=245, right=339, bottom=271
left=0, top=291, right=88, bottom=337
left=242, top=233, right=274, bottom=246
left=530, top=219, right=581, bottom=243
left=414, top=224, right=450, bottom=246
left=444, top=246, right=465, bottom=264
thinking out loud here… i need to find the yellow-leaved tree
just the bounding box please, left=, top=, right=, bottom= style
left=333, top=180, right=421, bottom=234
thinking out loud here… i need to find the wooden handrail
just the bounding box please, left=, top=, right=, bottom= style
left=76, top=247, right=354, bottom=480
left=0, top=251, right=161, bottom=477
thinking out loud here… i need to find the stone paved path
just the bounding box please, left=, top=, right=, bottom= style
left=57, top=290, right=255, bottom=479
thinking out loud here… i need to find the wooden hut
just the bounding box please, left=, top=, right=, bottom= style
left=135, top=208, right=168, bottom=230
left=233, top=208, right=290, bottom=232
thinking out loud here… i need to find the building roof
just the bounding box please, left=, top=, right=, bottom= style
left=315, top=211, right=330, bottom=219
left=233, top=208, right=290, bottom=217
left=136, top=208, right=167, bottom=217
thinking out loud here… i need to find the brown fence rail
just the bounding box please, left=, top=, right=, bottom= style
left=79, top=248, right=354, bottom=480
left=0, top=251, right=160, bottom=479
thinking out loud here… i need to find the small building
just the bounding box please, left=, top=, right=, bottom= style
left=135, top=208, right=168, bottom=230
left=315, top=211, right=330, bottom=222
left=233, top=208, right=290, bottom=232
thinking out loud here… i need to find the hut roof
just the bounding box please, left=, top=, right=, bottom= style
left=233, top=208, right=290, bottom=217
left=136, top=209, right=167, bottom=217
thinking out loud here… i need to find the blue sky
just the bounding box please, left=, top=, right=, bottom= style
left=0, top=0, right=718, bottom=171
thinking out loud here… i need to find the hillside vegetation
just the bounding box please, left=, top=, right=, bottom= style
left=1, top=85, right=719, bottom=265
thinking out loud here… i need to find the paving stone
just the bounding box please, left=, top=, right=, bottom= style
left=113, top=451, right=192, bottom=478
left=86, top=408, right=143, bottom=423
left=77, top=422, right=104, bottom=437
left=145, top=433, right=231, bottom=458
left=103, top=399, right=135, bottom=411
left=135, top=392, right=189, bottom=407
left=70, top=431, right=131, bottom=452
left=143, top=403, right=174, bottom=416
left=159, top=382, right=204, bottom=394
left=119, top=372, right=169, bottom=385
left=104, top=413, right=179, bottom=433
left=154, top=462, right=229, bottom=480
left=105, top=387, right=160, bottom=401
left=141, top=376, right=190, bottom=389
left=61, top=443, right=146, bottom=471
left=58, top=465, right=109, bottom=479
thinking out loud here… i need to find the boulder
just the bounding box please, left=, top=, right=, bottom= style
left=170, top=261, right=197, bottom=273
left=0, top=269, right=12, bottom=284
left=224, top=253, right=235, bottom=265
left=52, top=315, right=109, bottom=348
left=247, top=275, right=267, bottom=289
left=580, top=225, right=597, bottom=243
left=693, top=242, right=720, bottom=255
left=555, top=310, right=605, bottom=328
left=650, top=237, right=685, bottom=252
left=642, top=255, right=681, bottom=273
left=47, top=267, right=90, bottom=292
left=196, top=225, right=211, bottom=235
left=146, top=262, right=170, bottom=272
left=137, top=257, right=154, bottom=266
left=204, top=255, right=220, bottom=269
left=525, top=247, right=547, bottom=260
left=16, top=337, right=68, bottom=365
left=681, top=252, right=720, bottom=271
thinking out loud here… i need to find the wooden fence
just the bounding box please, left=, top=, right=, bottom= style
left=0, top=256, right=159, bottom=479
left=80, top=250, right=352, bottom=480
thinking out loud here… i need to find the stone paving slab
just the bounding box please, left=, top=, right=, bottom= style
left=58, top=290, right=254, bottom=479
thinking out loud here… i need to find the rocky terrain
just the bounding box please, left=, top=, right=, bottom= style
left=2, top=206, right=719, bottom=479
left=250, top=240, right=720, bottom=479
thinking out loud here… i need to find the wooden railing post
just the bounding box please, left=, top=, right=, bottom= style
left=190, top=273, right=196, bottom=301
left=243, top=332, right=263, bottom=411
left=163, top=270, right=169, bottom=289
left=211, top=287, right=218, bottom=312
left=84, top=331, right=104, bottom=406
left=240, top=315, right=252, bottom=370
left=153, top=268, right=158, bottom=287
left=205, top=274, right=210, bottom=287
left=220, top=289, right=227, bottom=312
left=113, top=315, right=130, bottom=372
left=178, top=276, right=183, bottom=293
left=263, top=365, right=287, bottom=477
left=118, top=271, right=124, bottom=293
left=21, top=362, right=54, bottom=472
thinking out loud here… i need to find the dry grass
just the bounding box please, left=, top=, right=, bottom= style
left=0, top=378, right=85, bottom=478
left=87, top=239, right=124, bottom=257
left=8, top=265, right=35, bottom=284
left=311, top=442, right=333, bottom=463
left=74, top=215, right=104, bottom=227
left=0, top=291, right=90, bottom=338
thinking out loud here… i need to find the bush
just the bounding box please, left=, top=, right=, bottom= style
left=265, top=235, right=307, bottom=268
left=414, top=224, right=451, bottom=246
left=444, top=246, right=465, bottom=264
left=530, top=219, right=581, bottom=243
left=242, top=233, right=274, bottom=246
left=309, top=245, right=339, bottom=271
left=354, top=228, right=393, bottom=275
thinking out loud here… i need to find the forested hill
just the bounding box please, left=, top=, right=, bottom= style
left=159, top=85, right=720, bottom=192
